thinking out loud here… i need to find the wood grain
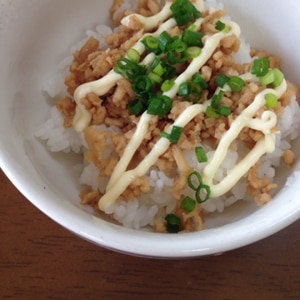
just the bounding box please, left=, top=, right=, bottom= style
left=1, top=169, right=299, bottom=300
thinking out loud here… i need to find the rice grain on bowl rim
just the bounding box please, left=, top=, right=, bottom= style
left=35, top=0, right=300, bottom=234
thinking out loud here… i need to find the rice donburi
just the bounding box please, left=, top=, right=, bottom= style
left=37, top=0, right=300, bottom=233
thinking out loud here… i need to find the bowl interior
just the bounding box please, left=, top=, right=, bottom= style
left=1, top=0, right=300, bottom=257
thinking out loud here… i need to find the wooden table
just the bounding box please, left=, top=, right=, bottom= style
left=1, top=169, right=299, bottom=300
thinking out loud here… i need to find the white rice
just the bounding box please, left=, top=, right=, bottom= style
left=36, top=0, right=300, bottom=230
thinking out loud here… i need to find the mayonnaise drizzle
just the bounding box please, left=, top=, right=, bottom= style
left=99, top=104, right=205, bottom=211
left=202, top=80, right=287, bottom=197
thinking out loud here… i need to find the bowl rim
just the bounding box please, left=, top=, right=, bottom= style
left=1, top=155, right=300, bottom=258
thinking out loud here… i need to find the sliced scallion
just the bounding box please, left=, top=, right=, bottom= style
left=182, top=30, right=204, bottom=48
left=114, top=58, right=147, bottom=80
left=181, top=196, right=196, bottom=212
left=161, top=79, right=175, bottom=92
left=217, top=105, right=232, bottom=116
left=227, top=76, right=245, bottom=92
left=158, top=31, right=173, bottom=53
left=265, top=93, right=278, bottom=108
left=215, top=20, right=226, bottom=31
left=215, top=73, right=229, bottom=88
left=141, top=36, right=161, bottom=55
left=147, top=94, right=172, bottom=116
left=187, top=46, right=202, bottom=58
left=195, top=146, right=208, bottom=163
left=251, top=57, right=270, bottom=77
left=128, top=99, right=146, bottom=116
left=152, top=62, right=166, bottom=77
left=170, top=0, right=202, bottom=26
left=167, top=45, right=188, bottom=65
left=192, top=73, right=208, bottom=89
left=211, top=90, right=225, bottom=109
left=260, top=69, right=275, bottom=86
left=178, top=82, right=189, bottom=97
left=195, top=184, right=211, bottom=203
left=132, top=75, right=153, bottom=97
left=205, top=106, right=220, bottom=119
left=161, top=125, right=183, bottom=143
left=260, top=68, right=284, bottom=88
left=187, top=83, right=202, bottom=102
left=187, top=171, right=203, bottom=191
left=126, top=48, right=140, bottom=63
left=148, top=72, right=163, bottom=84
left=165, top=213, right=181, bottom=233
left=272, top=68, right=284, bottom=88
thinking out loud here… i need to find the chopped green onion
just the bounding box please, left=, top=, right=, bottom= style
left=186, top=171, right=211, bottom=204
left=178, top=82, right=189, bottom=97
left=158, top=31, right=173, bottom=53
left=260, top=70, right=275, bottom=86
left=161, top=125, right=183, bottom=143
left=265, top=93, right=278, bottom=108
left=148, top=71, right=163, bottom=84
left=215, top=73, right=229, bottom=88
left=211, top=90, right=225, bottom=108
left=181, top=196, right=196, bottom=212
left=187, top=171, right=202, bottom=191
left=141, top=36, right=161, bottom=54
left=114, top=58, right=147, bottom=80
left=151, top=57, right=176, bottom=80
left=132, top=75, right=153, bottom=97
left=192, top=73, right=208, bottom=89
left=272, top=68, right=284, bottom=88
left=170, top=0, right=202, bottom=26
left=179, top=81, right=202, bottom=102
left=163, top=63, right=177, bottom=79
left=260, top=68, right=284, bottom=88
left=217, top=105, right=232, bottom=116
left=126, top=48, right=140, bottom=63
left=195, top=184, right=211, bottom=203
left=165, top=214, right=181, bottom=233
left=187, top=46, right=202, bottom=58
left=251, top=57, right=270, bottom=77
left=227, top=76, right=245, bottom=92
left=147, top=94, right=172, bottom=116
left=215, top=20, right=226, bottom=31
left=152, top=62, right=166, bottom=77
left=167, top=45, right=188, bottom=65
left=188, top=24, right=197, bottom=31
left=182, top=30, right=204, bottom=48
left=161, top=79, right=175, bottom=92
left=205, top=106, right=220, bottom=119
left=189, top=82, right=202, bottom=101
left=128, top=99, right=146, bottom=116
left=195, top=146, right=207, bottom=163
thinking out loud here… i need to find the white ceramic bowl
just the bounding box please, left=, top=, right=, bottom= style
left=1, top=0, right=300, bottom=258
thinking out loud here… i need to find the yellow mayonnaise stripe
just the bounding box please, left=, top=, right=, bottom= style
left=202, top=79, right=287, bottom=197
left=99, top=104, right=204, bottom=211
left=209, top=134, right=276, bottom=197
left=106, top=112, right=153, bottom=190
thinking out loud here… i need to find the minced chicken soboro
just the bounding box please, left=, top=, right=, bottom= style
left=54, top=0, right=300, bottom=233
